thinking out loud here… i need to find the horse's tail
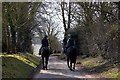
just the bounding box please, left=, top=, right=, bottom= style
left=66, top=46, right=77, bottom=63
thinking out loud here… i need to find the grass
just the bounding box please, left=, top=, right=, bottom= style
left=78, top=55, right=120, bottom=78
left=101, top=68, right=120, bottom=78
left=51, top=53, right=62, bottom=56
left=56, top=53, right=120, bottom=78
left=1, top=53, right=40, bottom=78
left=57, top=53, right=67, bottom=60
left=80, top=56, right=103, bottom=68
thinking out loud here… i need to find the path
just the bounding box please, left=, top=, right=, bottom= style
left=34, top=56, right=99, bottom=78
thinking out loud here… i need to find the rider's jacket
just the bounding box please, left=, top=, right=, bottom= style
left=41, top=37, right=49, bottom=47
left=66, top=38, right=76, bottom=49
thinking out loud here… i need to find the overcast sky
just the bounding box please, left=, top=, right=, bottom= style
left=37, top=1, right=65, bottom=42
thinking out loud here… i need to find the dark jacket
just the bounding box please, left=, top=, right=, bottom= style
left=66, top=38, right=76, bottom=48
left=41, top=37, right=48, bottom=47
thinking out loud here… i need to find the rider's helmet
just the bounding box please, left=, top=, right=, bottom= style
left=44, top=35, right=48, bottom=39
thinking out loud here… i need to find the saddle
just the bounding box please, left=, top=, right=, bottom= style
left=64, top=46, right=75, bottom=55
left=39, top=47, right=49, bottom=55
left=42, top=47, right=49, bottom=51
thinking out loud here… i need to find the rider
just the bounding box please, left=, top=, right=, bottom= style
left=65, top=33, right=76, bottom=53
left=39, top=35, right=49, bottom=55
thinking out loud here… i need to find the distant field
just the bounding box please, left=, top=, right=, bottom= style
left=1, top=53, right=40, bottom=78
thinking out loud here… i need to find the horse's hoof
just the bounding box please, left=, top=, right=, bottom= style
left=70, top=68, right=72, bottom=71
left=43, top=67, right=45, bottom=70
left=44, top=66, right=47, bottom=70
left=73, top=68, right=75, bottom=70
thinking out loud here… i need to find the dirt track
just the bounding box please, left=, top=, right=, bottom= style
left=33, top=56, right=99, bottom=78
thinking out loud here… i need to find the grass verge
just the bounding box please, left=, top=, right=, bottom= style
left=51, top=53, right=62, bottom=56
left=1, top=53, right=40, bottom=78
left=78, top=56, right=120, bottom=78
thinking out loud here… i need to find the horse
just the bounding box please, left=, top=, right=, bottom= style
left=66, top=46, right=77, bottom=71
left=40, top=47, right=52, bottom=70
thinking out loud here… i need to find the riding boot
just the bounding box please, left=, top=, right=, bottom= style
left=39, top=47, right=42, bottom=55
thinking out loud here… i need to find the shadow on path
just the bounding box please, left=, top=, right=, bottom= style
left=34, top=56, right=98, bottom=78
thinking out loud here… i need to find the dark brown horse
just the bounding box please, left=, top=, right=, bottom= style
left=40, top=47, right=52, bottom=70
left=66, top=46, right=77, bottom=71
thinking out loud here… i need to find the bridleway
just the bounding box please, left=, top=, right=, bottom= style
left=33, top=56, right=99, bottom=78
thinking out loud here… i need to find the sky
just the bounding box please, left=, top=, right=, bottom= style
left=36, top=1, right=65, bottom=43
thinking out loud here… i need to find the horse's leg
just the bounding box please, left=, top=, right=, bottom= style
left=73, top=62, right=75, bottom=71
left=44, top=57, right=47, bottom=70
left=42, top=56, right=45, bottom=70
left=73, top=56, right=77, bottom=71
left=70, top=61, right=73, bottom=71
left=45, top=57, right=48, bottom=70
left=67, top=57, right=70, bottom=68
left=45, top=56, right=49, bottom=70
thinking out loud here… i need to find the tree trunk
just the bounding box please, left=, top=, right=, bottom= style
left=61, top=2, right=71, bottom=48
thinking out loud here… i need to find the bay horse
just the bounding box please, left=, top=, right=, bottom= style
left=40, top=47, right=52, bottom=70
left=66, top=46, right=77, bottom=71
